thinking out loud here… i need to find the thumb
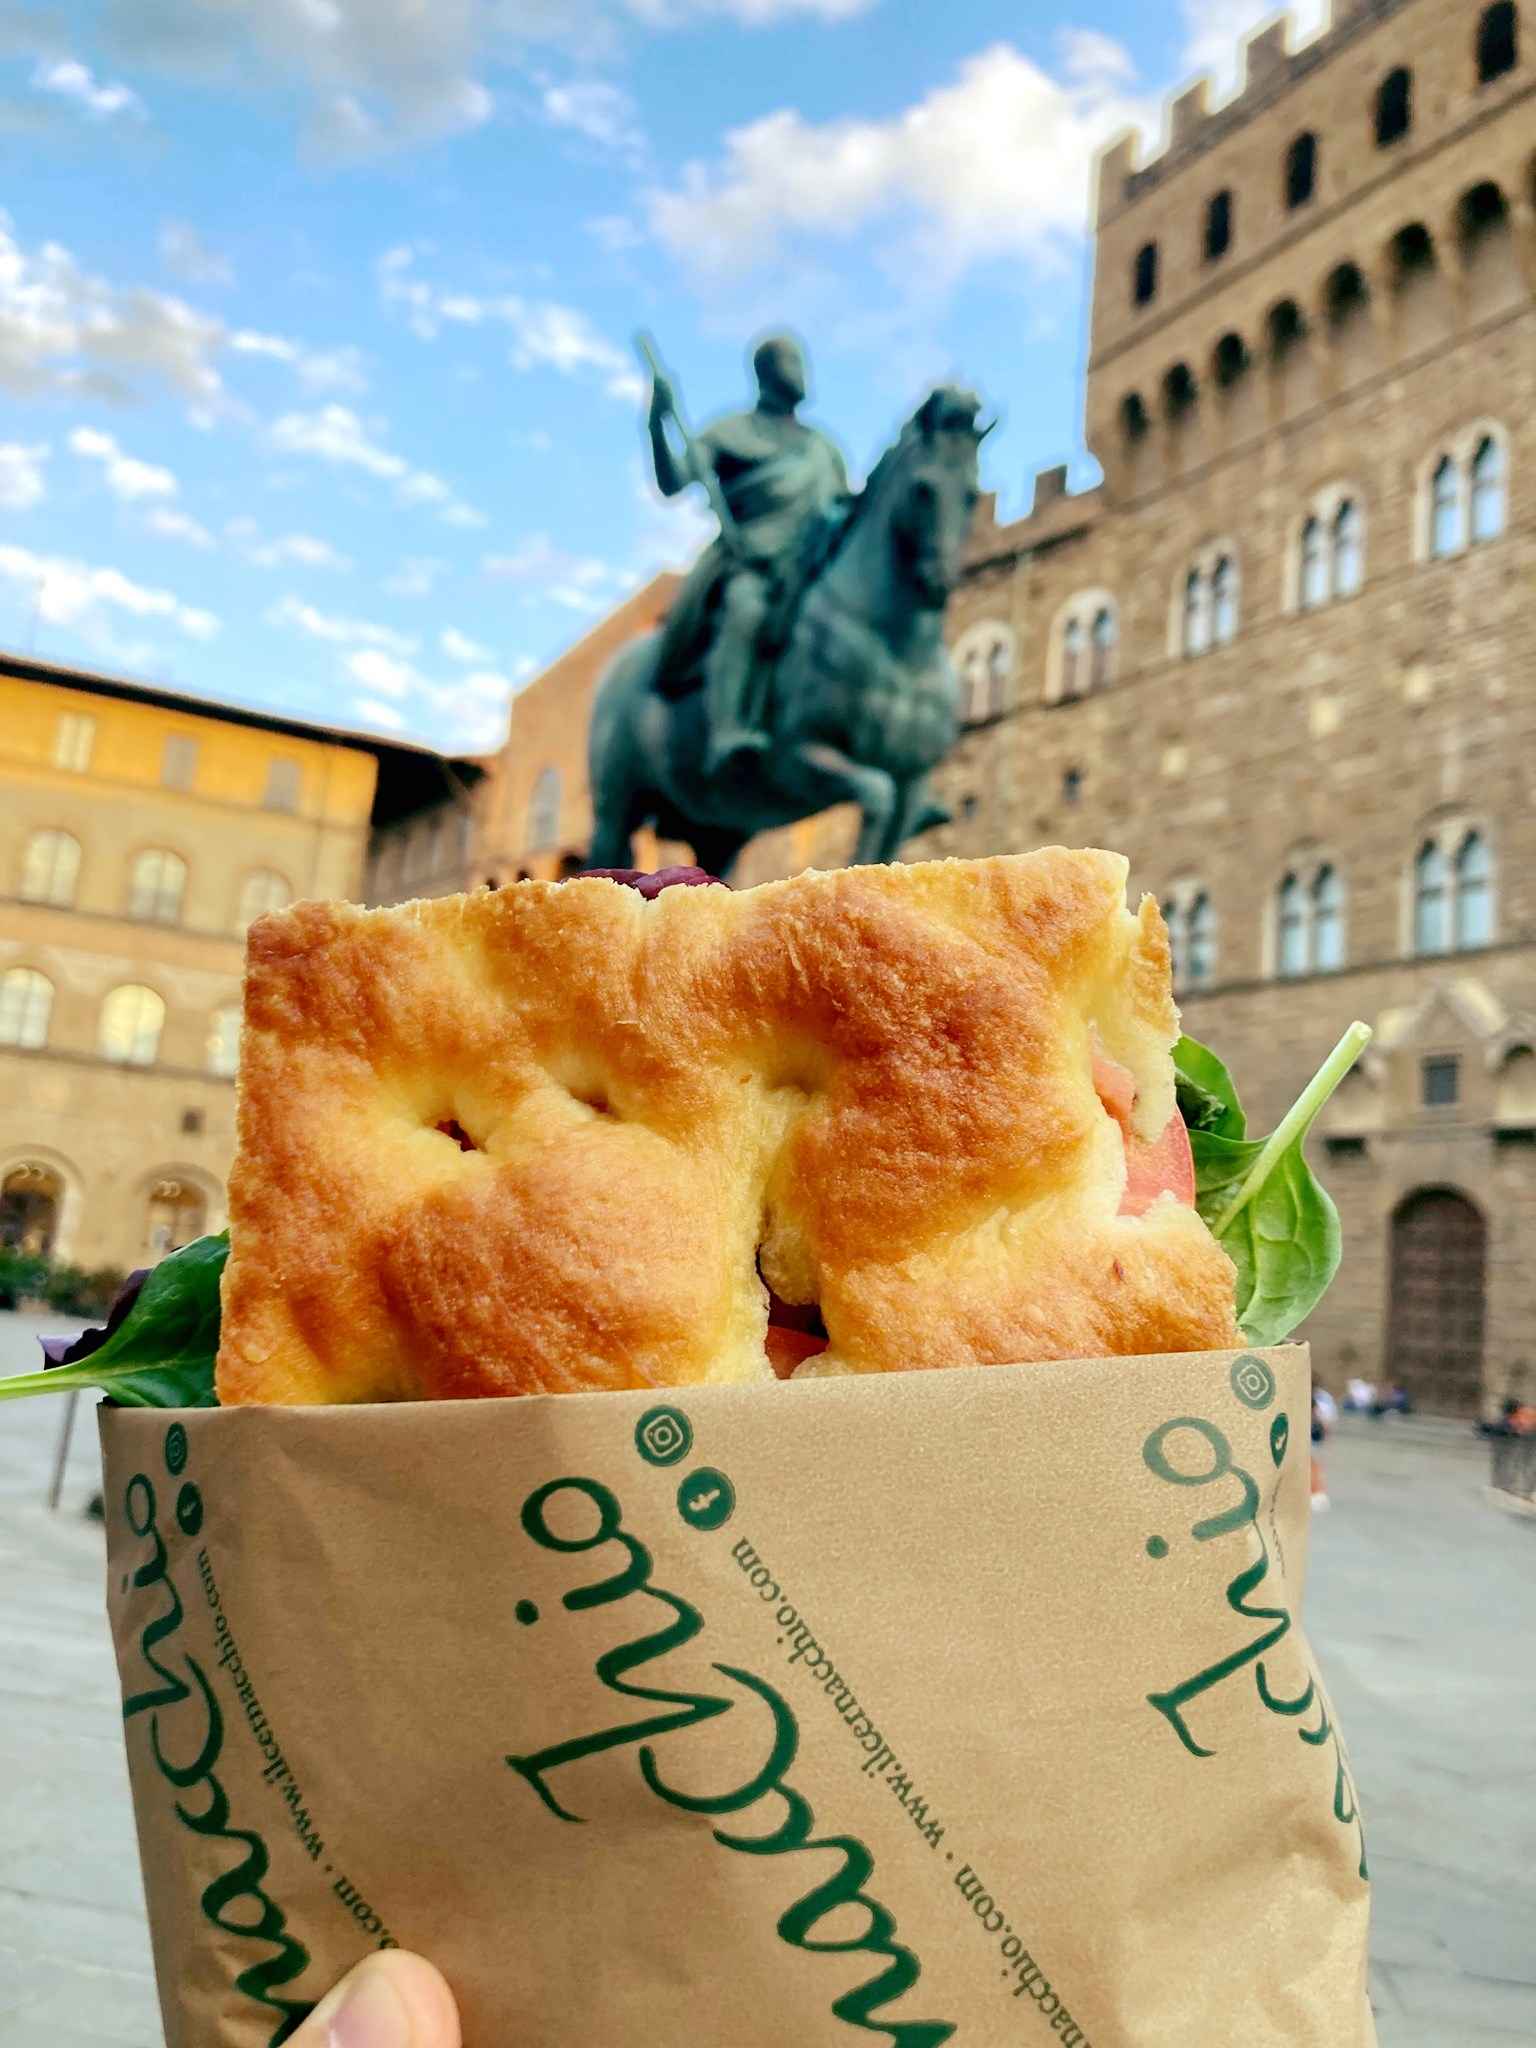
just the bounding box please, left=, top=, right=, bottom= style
left=289, top=1952, right=461, bottom=2048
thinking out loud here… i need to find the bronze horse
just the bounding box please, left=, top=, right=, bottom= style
left=587, top=387, right=987, bottom=878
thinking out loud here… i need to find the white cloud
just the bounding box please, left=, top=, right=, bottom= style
left=0, top=439, right=47, bottom=509
left=540, top=78, right=645, bottom=159
left=0, top=209, right=225, bottom=408
left=32, top=56, right=145, bottom=121
left=385, top=554, right=445, bottom=598
left=97, top=0, right=872, bottom=160
left=646, top=37, right=1156, bottom=286
left=68, top=424, right=178, bottom=501
left=159, top=220, right=233, bottom=286
left=345, top=648, right=417, bottom=697
left=585, top=213, right=645, bottom=254
left=100, top=0, right=496, bottom=156
left=1180, top=0, right=1329, bottom=90
left=231, top=329, right=367, bottom=394
left=628, top=0, right=874, bottom=17
left=0, top=540, right=219, bottom=642
left=351, top=694, right=408, bottom=731
left=483, top=533, right=616, bottom=602
left=269, top=402, right=482, bottom=526
left=146, top=505, right=214, bottom=548
left=238, top=527, right=353, bottom=571
left=441, top=625, right=493, bottom=663
left=378, top=245, right=643, bottom=402
left=269, top=593, right=417, bottom=652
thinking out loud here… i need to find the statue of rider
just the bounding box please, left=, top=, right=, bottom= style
left=647, top=333, right=850, bottom=777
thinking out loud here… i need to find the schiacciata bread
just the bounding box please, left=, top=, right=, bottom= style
left=215, top=852, right=1240, bottom=1404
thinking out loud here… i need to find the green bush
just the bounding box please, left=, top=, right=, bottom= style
left=44, top=1263, right=129, bottom=1318
left=0, top=1248, right=50, bottom=1310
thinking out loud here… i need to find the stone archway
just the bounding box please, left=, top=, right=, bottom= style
left=143, top=1176, right=208, bottom=1258
left=1386, top=1187, right=1487, bottom=1416
left=0, top=1161, right=64, bottom=1257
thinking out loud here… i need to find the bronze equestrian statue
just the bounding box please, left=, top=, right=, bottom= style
left=588, top=332, right=988, bottom=879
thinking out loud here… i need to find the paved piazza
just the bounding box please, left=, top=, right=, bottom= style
left=2, top=1311, right=1533, bottom=2044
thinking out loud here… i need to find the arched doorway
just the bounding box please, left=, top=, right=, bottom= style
left=1386, top=1188, right=1486, bottom=1415
left=0, top=1162, right=63, bottom=1256
left=144, top=1178, right=206, bottom=1258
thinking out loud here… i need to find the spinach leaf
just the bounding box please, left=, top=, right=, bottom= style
left=1174, top=1034, right=1247, bottom=1140
left=0, top=1232, right=227, bottom=1409
left=1186, top=1025, right=1370, bottom=1348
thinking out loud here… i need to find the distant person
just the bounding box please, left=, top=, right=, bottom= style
left=1313, top=1387, right=1339, bottom=1433
left=1373, top=1382, right=1412, bottom=1419
left=1346, top=1376, right=1375, bottom=1414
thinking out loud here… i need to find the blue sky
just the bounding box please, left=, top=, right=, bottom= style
left=0, top=0, right=1325, bottom=752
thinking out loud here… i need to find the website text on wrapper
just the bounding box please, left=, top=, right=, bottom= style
left=730, top=1534, right=1093, bottom=2046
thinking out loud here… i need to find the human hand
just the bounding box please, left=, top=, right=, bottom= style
left=290, top=1952, right=460, bottom=2047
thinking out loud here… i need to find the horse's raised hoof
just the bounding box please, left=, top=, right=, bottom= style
left=912, top=801, right=951, bottom=836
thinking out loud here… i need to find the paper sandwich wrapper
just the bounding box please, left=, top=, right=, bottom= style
left=101, top=1344, right=1375, bottom=2047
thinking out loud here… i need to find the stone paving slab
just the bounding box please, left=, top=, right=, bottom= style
left=2, top=1316, right=1534, bottom=2044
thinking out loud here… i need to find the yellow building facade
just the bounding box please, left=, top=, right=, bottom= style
left=0, top=653, right=462, bottom=1277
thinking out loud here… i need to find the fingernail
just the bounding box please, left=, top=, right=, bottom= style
left=325, top=1961, right=412, bottom=2048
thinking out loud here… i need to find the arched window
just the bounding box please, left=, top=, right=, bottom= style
left=1431, top=455, right=1464, bottom=557
left=1211, top=557, right=1238, bottom=645
left=207, top=1006, right=242, bottom=1078
left=1300, top=518, right=1329, bottom=608
left=1121, top=393, right=1150, bottom=444
left=985, top=635, right=1011, bottom=717
left=1133, top=242, right=1159, bottom=307
left=1205, top=190, right=1233, bottom=262
left=528, top=767, right=561, bottom=850
left=1471, top=436, right=1507, bottom=541
left=960, top=647, right=987, bottom=722
left=1390, top=221, right=1436, bottom=286
left=129, top=849, right=187, bottom=924
left=1213, top=332, right=1251, bottom=389
left=1183, top=569, right=1211, bottom=657
left=1325, top=262, right=1369, bottom=330
left=0, top=967, right=52, bottom=1049
left=1277, top=874, right=1311, bottom=978
left=237, top=868, right=289, bottom=934
left=1285, top=132, right=1318, bottom=209
left=1334, top=500, right=1364, bottom=596
left=145, top=1178, right=205, bottom=1257
left=1164, top=363, right=1198, bottom=421
left=100, top=984, right=165, bottom=1066
left=1414, top=841, right=1449, bottom=954
left=1162, top=901, right=1186, bottom=987
left=20, top=828, right=80, bottom=907
left=1188, top=893, right=1216, bottom=986
left=1454, top=832, right=1494, bottom=948
left=1090, top=608, right=1117, bottom=689
left=1375, top=67, right=1413, bottom=148
left=1313, top=866, right=1345, bottom=971
left=1268, top=298, right=1307, bottom=361
left=1061, top=619, right=1084, bottom=701
left=1478, top=2, right=1518, bottom=83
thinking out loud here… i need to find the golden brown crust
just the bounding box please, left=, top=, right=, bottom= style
left=217, top=852, right=1240, bottom=1404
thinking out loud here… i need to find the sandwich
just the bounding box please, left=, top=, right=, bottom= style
left=6, top=852, right=1367, bottom=1412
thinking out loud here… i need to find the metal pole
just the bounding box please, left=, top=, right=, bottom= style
left=47, top=1387, right=80, bottom=1511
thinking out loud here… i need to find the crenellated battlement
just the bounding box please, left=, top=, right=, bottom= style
left=1094, top=0, right=1415, bottom=223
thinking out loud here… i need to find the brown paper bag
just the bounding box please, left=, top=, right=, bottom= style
left=100, top=1345, right=1374, bottom=2047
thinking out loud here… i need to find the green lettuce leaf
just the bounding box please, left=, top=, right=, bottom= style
left=1178, top=1026, right=1370, bottom=1348
left=1173, top=1034, right=1247, bottom=1140
left=0, top=1232, right=226, bottom=1409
